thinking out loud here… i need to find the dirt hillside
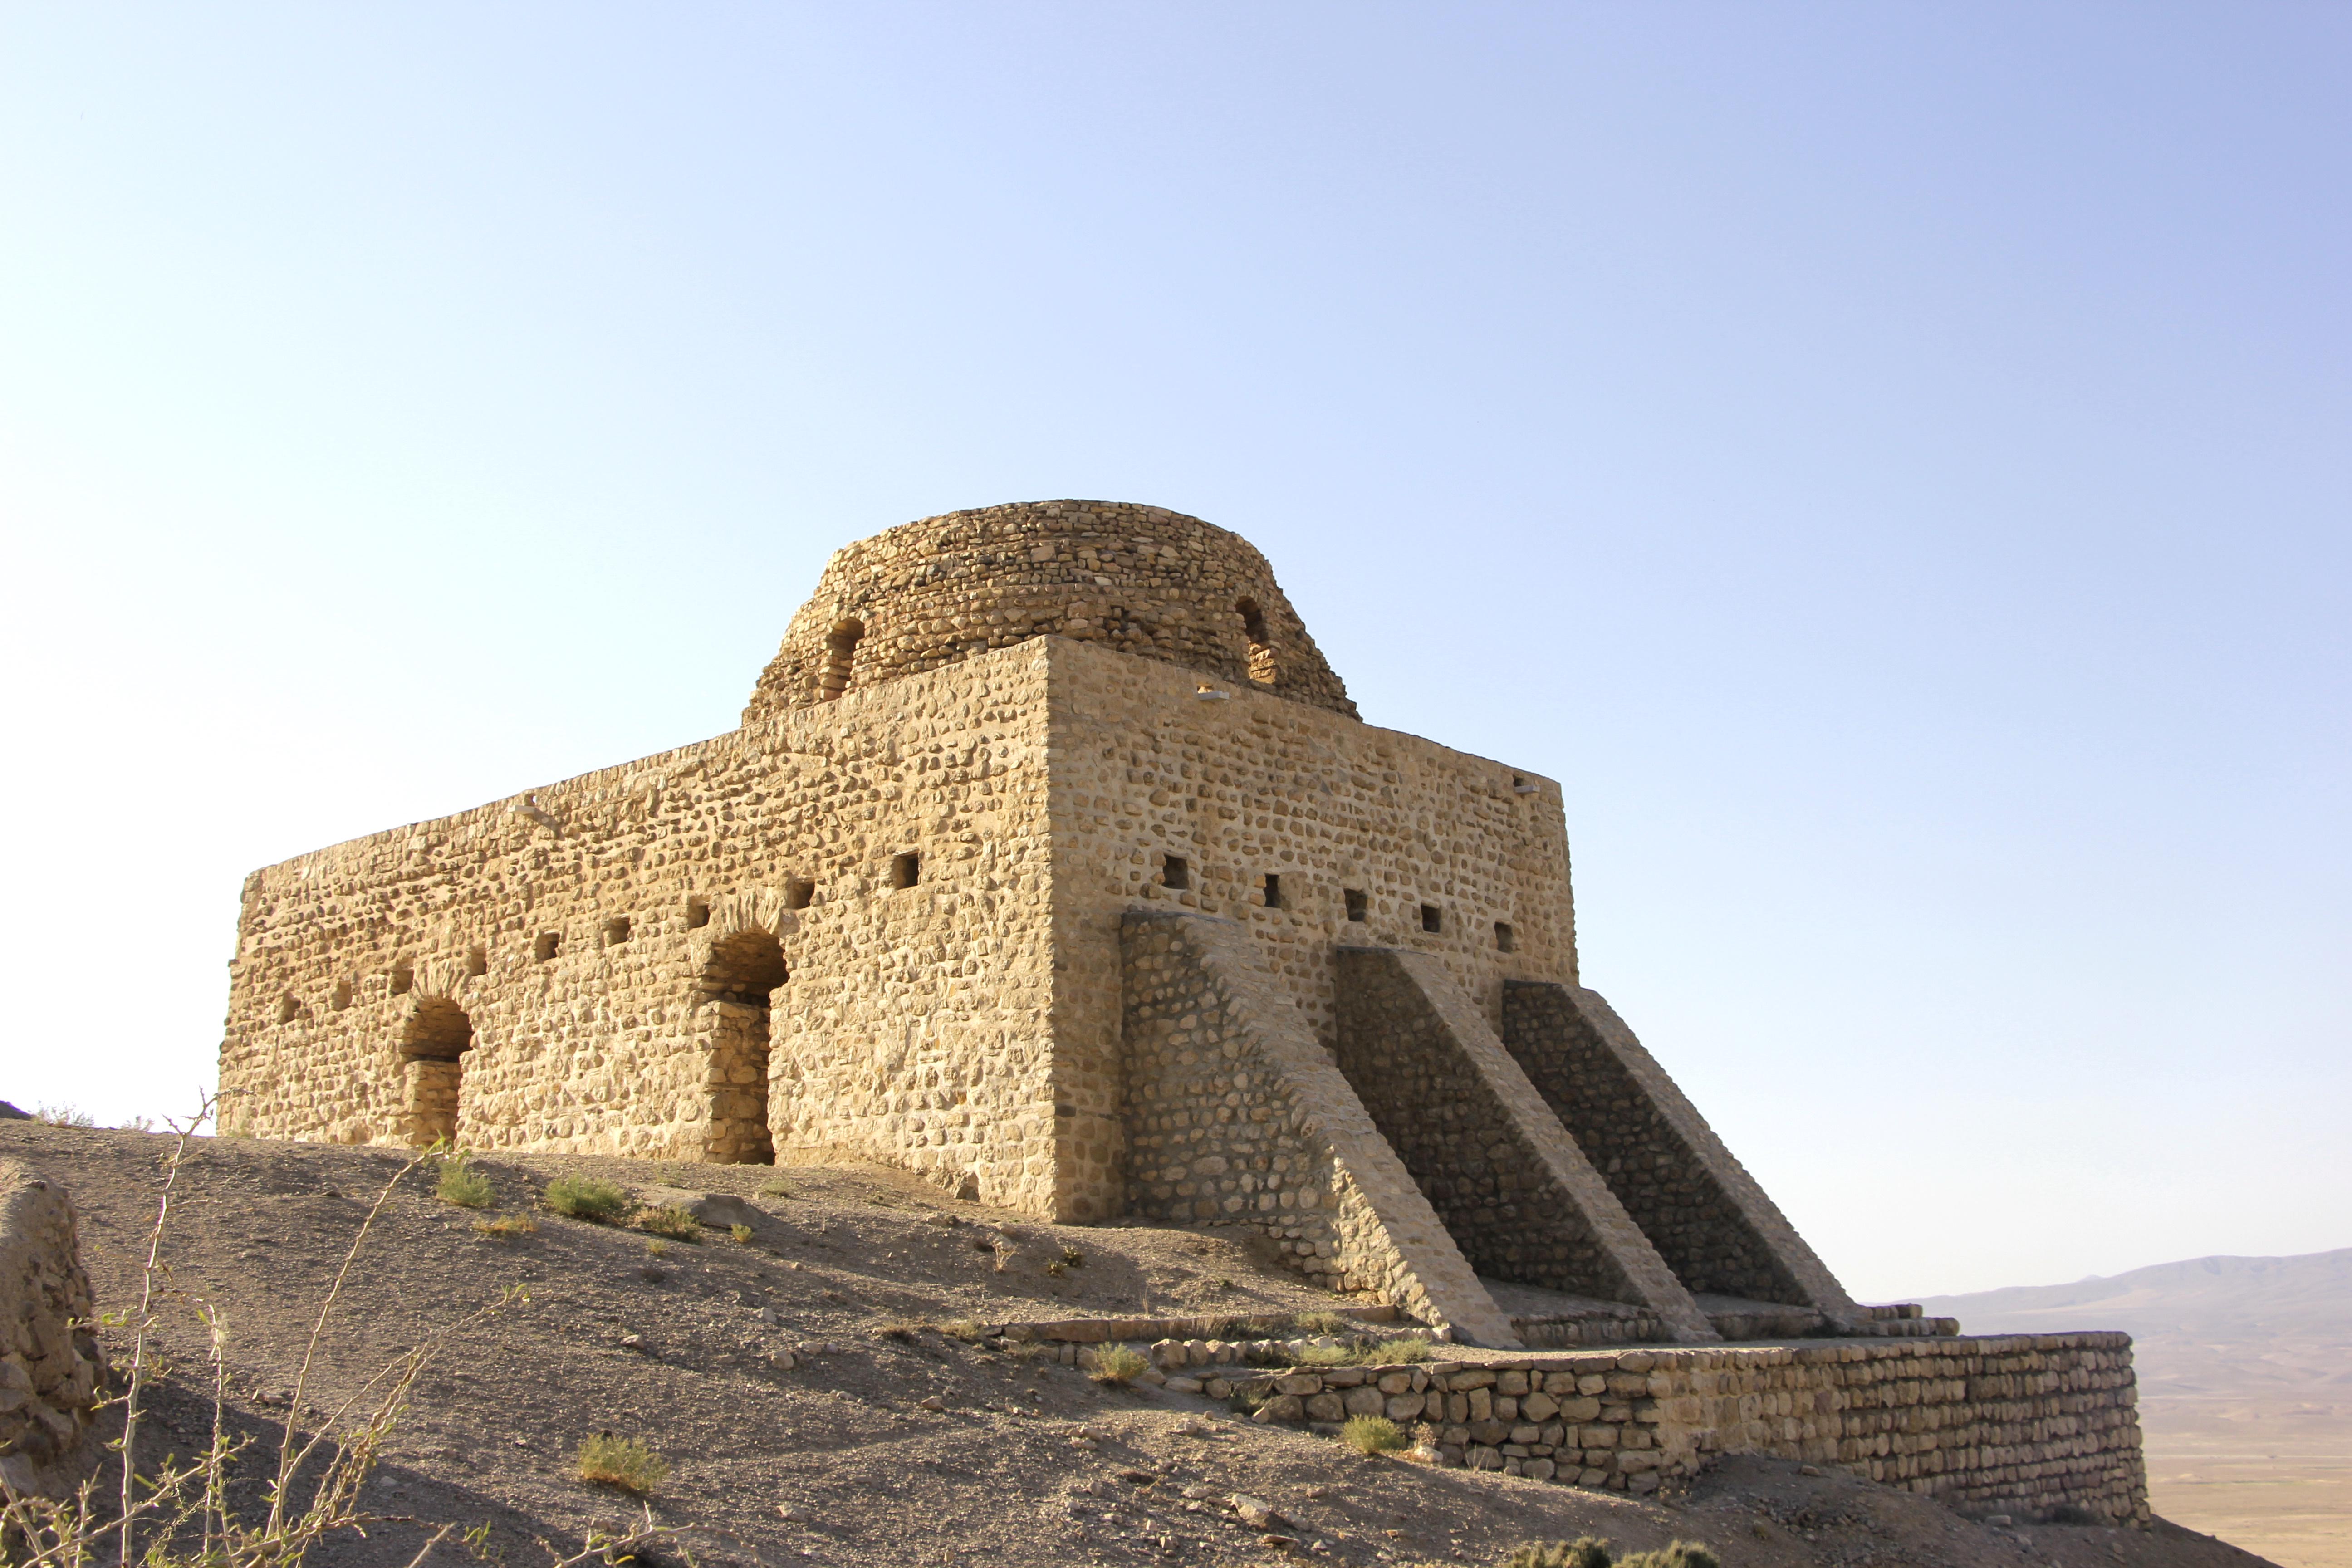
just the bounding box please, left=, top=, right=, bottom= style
left=0, top=1121, right=2283, bottom=1568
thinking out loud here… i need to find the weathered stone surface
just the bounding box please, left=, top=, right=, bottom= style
left=741, top=501, right=1356, bottom=726
left=1502, top=981, right=1861, bottom=1324
left=0, top=1161, right=102, bottom=1499
left=1332, top=946, right=1715, bottom=1343
left=1239, top=1333, right=2150, bottom=1522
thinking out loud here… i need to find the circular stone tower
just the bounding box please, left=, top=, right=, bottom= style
left=741, top=500, right=1357, bottom=724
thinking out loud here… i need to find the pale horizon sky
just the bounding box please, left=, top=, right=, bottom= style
left=2, top=3, right=2344, bottom=1301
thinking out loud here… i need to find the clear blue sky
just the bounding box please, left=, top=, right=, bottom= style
left=3, top=4, right=2344, bottom=1299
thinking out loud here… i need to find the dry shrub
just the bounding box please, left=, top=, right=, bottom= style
left=543, top=1175, right=629, bottom=1221
left=1342, top=1415, right=1406, bottom=1455
left=633, top=1205, right=701, bottom=1242
left=1363, top=1337, right=1433, bottom=1364
left=1618, top=1546, right=1720, bottom=1568
left=1091, top=1345, right=1150, bottom=1385
left=577, top=1433, right=668, bottom=1494
left=1502, top=1539, right=1615, bottom=1568
left=435, top=1153, right=495, bottom=1209
left=1292, top=1310, right=1349, bottom=1334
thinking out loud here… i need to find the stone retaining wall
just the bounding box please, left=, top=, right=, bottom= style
left=1214, top=1335, right=2147, bottom=1523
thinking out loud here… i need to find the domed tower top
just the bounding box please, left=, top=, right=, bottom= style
left=742, top=500, right=1358, bottom=724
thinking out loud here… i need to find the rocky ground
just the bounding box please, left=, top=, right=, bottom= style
left=0, top=1121, right=2282, bottom=1568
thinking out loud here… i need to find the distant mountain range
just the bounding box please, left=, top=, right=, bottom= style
left=1916, top=1248, right=2352, bottom=1347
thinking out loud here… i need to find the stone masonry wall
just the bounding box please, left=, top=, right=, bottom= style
left=1501, top=982, right=1859, bottom=1319
left=0, top=1161, right=103, bottom=1499
left=1046, top=637, right=1581, bottom=1220
left=1233, top=1336, right=2148, bottom=1523
left=743, top=501, right=1357, bottom=725
left=1117, top=909, right=1519, bottom=1346
left=1331, top=948, right=1698, bottom=1330
left=1502, top=981, right=1799, bottom=1303
left=221, top=646, right=1067, bottom=1215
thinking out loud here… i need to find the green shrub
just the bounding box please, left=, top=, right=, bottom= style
left=634, top=1204, right=702, bottom=1242
left=730, top=1222, right=753, bottom=1243
left=1059, top=1243, right=1085, bottom=1267
left=543, top=1175, right=630, bottom=1221
left=1296, top=1344, right=1355, bottom=1366
left=577, top=1432, right=667, bottom=1494
left=1342, top=1415, right=1406, bottom=1455
left=1502, top=1538, right=1615, bottom=1568
left=759, top=1178, right=794, bottom=1198
left=1362, top=1337, right=1433, bottom=1364
left=1617, top=1545, right=1719, bottom=1568
left=435, top=1155, right=495, bottom=1209
left=1091, top=1344, right=1150, bottom=1385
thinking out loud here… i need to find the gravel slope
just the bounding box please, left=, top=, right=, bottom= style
left=2, top=1122, right=2282, bottom=1568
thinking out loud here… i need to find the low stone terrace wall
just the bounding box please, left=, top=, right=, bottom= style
left=1142, top=1333, right=2148, bottom=1524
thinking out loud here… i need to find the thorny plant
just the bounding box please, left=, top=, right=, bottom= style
left=0, top=1098, right=703, bottom=1568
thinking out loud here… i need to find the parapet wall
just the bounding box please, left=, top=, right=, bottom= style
left=1231, top=1335, right=2148, bottom=1523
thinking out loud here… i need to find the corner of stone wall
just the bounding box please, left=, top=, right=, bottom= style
left=0, top=1161, right=103, bottom=1500
left=1332, top=946, right=1718, bottom=1344
left=1117, top=908, right=1522, bottom=1347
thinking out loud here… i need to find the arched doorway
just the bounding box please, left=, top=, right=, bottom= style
left=399, top=996, right=474, bottom=1147
left=702, top=929, right=788, bottom=1162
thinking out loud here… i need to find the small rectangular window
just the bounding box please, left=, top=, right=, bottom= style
left=1420, top=903, right=1442, bottom=934
left=686, top=897, right=710, bottom=929
left=892, top=852, right=920, bottom=890
left=465, top=945, right=487, bottom=977
left=1161, top=855, right=1189, bottom=891
left=1344, top=888, right=1367, bottom=922
left=1494, top=921, right=1515, bottom=952
left=1262, top=874, right=1282, bottom=908
left=604, top=916, right=632, bottom=947
left=785, top=878, right=815, bottom=910
left=534, top=931, right=561, bottom=963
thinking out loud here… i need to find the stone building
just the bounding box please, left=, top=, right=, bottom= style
left=211, top=502, right=1965, bottom=1349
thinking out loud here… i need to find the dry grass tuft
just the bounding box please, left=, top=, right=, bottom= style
left=633, top=1204, right=702, bottom=1241
left=1501, top=1539, right=1616, bottom=1568
left=474, top=1214, right=538, bottom=1240
left=577, top=1432, right=669, bottom=1494
left=1292, top=1310, right=1350, bottom=1334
